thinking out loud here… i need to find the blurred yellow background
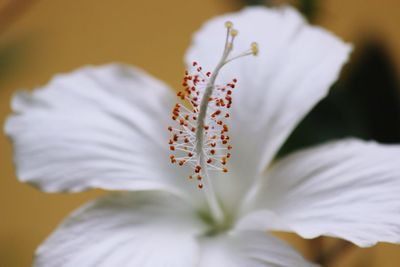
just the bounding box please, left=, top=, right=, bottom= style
left=1, top=0, right=400, bottom=266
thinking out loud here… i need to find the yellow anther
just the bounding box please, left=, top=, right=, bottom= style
left=225, top=21, right=233, bottom=29
left=230, top=29, right=238, bottom=37
left=251, top=42, right=259, bottom=56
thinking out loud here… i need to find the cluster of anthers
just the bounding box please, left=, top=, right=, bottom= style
left=168, top=21, right=258, bottom=190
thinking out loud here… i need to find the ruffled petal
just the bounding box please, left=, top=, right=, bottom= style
left=186, top=6, right=351, bottom=208
left=199, top=230, right=315, bottom=267
left=34, top=192, right=206, bottom=267
left=239, top=139, right=400, bottom=247
left=5, top=64, right=192, bottom=197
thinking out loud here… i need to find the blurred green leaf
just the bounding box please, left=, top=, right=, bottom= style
left=0, top=38, right=30, bottom=88
left=278, top=39, right=400, bottom=157
left=242, top=0, right=265, bottom=5
left=298, top=0, right=318, bottom=21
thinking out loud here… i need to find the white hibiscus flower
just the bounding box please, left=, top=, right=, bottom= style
left=5, top=6, right=400, bottom=267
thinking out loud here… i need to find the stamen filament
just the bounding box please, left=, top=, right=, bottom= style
left=168, top=20, right=258, bottom=224
left=193, top=27, right=237, bottom=223
left=224, top=50, right=254, bottom=65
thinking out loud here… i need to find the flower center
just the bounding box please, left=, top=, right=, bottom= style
left=198, top=208, right=235, bottom=236
left=168, top=21, right=258, bottom=223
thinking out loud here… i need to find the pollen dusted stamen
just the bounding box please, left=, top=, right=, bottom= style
left=168, top=72, right=237, bottom=187
left=168, top=21, right=257, bottom=188
left=168, top=21, right=257, bottom=223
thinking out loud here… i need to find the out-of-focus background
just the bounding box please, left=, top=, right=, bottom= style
left=1, top=0, right=400, bottom=266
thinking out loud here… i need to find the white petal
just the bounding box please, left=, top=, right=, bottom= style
left=34, top=192, right=206, bottom=267
left=5, top=64, right=192, bottom=197
left=199, top=230, right=315, bottom=267
left=186, top=6, right=352, bottom=209
left=239, top=139, right=400, bottom=247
